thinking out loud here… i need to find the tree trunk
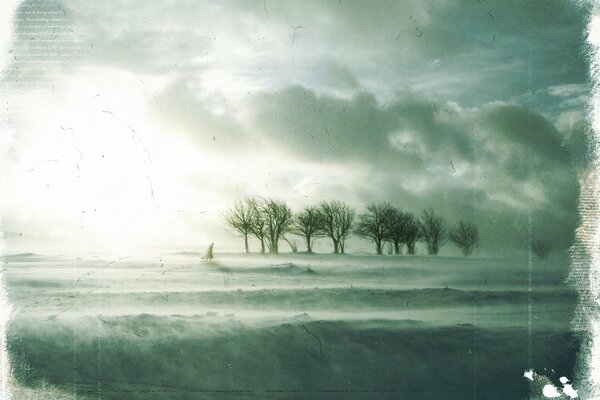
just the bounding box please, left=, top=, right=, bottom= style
left=306, top=236, right=312, bottom=253
left=431, top=239, right=439, bottom=255
left=260, top=239, right=265, bottom=253
left=375, top=240, right=382, bottom=255
left=284, top=238, right=297, bottom=253
left=244, top=235, right=249, bottom=254
left=340, top=240, right=345, bottom=254
left=268, top=234, right=278, bottom=254
left=394, top=242, right=400, bottom=255
left=406, top=243, right=415, bottom=255
left=332, top=238, right=339, bottom=254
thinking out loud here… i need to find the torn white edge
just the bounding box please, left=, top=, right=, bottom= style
left=571, top=0, right=600, bottom=398
left=0, top=1, right=22, bottom=399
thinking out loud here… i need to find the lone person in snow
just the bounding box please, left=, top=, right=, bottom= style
left=202, top=243, right=214, bottom=261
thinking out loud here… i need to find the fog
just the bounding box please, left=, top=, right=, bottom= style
left=5, top=252, right=578, bottom=399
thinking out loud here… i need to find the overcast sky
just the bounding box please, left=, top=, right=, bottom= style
left=0, top=0, right=591, bottom=255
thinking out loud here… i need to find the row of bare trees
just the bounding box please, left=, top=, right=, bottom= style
left=223, top=199, right=354, bottom=255
left=354, top=203, right=479, bottom=256
left=223, top=199, right=479, bottom=256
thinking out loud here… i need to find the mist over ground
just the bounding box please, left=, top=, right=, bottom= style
left=5, top=252, right=579, bottom=399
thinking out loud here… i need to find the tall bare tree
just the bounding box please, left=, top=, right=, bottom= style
left=355, top=202, right=395, bottom=255
left=403, top=212, right=420, bottom=255
left=385, top=207, right=410, bottom=255
left=419, top=208, right=447, bottom=255
left=449, top=220, right=479, bottom=256
left=292, top=206, right=322, bottom=253
left=318, top=201, right=355, bottom=254
left=247, top=198, right=267, bottom=253
left=222, top=201, right=253, bottom=253
left=258, top=198, right=294, bottom=254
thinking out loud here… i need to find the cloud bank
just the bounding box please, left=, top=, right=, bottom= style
left=0, top=0, right=590, bottom=255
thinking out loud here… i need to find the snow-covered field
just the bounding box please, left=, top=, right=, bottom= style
left=3, top=252, right=579, bottom=399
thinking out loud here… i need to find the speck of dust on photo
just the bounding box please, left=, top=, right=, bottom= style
left=0, top=0, right=594, bottom=399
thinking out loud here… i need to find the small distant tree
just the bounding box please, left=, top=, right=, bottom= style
left=355, top=202, right=395, bottom=255
left=223, top=201, right=253, bottom=253
left=531, top=239, right=551, bottom=260
left=403, top=212, right=420, bottom=255
left=419, top=208, right=447, bottom=255
left=292, top=206, right=323, bottom=253
left=449, top=220, right=479, bottom=256
left=247, top=198, right=267, bottom=253
left=318, top=201, right=355, bottom=254
left=259, top=198, right=294, bottom=254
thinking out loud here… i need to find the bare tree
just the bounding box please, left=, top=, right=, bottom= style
left=355, top=202, right=395, bottom=255
left=403, top=212, right=420, bottom=255
left=292, top=206, right=322, bottom=253
left=258, top=198, right=294, bottom=254
left=222, top=201, right=253, bottom=253
left=531, top=239, right=551, bottom=260
left=318, top=201, right=355, bottom=254
left=419, top=208, right=447, bottom=255
left=449, top=220, right=479, bottom=256
left=247, top=198, right=267, bottom=253
left=385, top=207, right=410, bottom=255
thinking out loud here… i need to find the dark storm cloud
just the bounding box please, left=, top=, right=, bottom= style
left=245, top=86, right=573, bottom=166
left=240, top=84, right=580, bottom=250
left=246, top=86, right=397, bottom=161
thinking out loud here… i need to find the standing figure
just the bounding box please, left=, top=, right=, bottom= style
left=202, top=242, right=214, bottom=261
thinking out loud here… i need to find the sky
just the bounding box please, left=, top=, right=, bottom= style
left=0, top=0, right=592, bottom=256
